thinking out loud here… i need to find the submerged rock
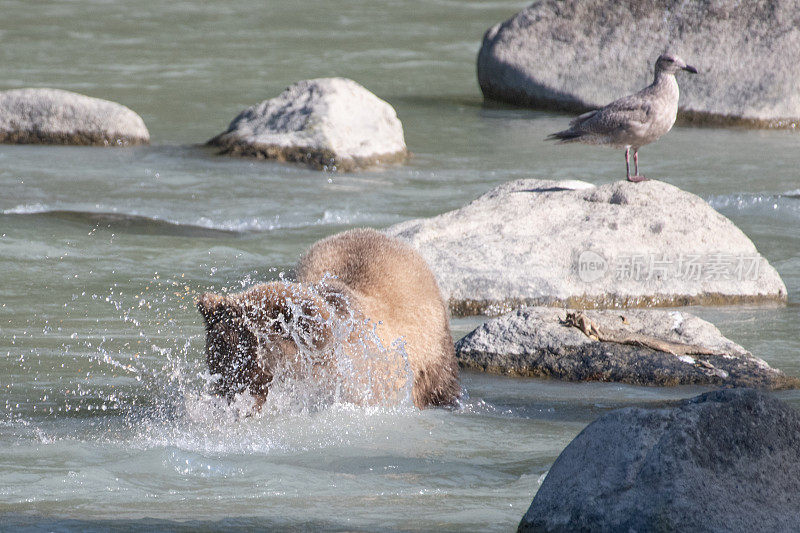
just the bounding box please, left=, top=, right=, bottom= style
left=0, top=88, right=150, bottom=146
left=387, top=179, right=787, bottom=316
left=518, top=389, right=800, bottom=532
left=208, top=78, right=407, bottom=171
left=456, top=306, right=793, bottom=389
left=478, top=0, right=800, bottom=128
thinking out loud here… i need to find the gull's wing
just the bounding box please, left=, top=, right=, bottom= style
left=573, top=93, right=654, bottom=136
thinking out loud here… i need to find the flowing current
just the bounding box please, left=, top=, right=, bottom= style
left=1, top=0, right=799, bottom=530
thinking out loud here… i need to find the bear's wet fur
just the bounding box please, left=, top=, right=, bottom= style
left=197, top=228, right=460, bottom=409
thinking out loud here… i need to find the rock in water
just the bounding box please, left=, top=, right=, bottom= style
left=208, top=78, right=407, bottom=171
left=518, top=389, right=800, bottom=532
left=478, top=0, right=800, bottom=128
left=456, top=307, right=794, bottom=389
left=387, top=179, right=787, bottom=316
left=0, top=88, right=150, bottom=146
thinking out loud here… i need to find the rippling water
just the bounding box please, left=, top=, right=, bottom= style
left=1, top=1, right=799, bottom=531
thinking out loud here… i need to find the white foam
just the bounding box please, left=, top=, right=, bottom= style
left=3, top=203, right=50, bottom=214
left=194, top=209, right=392, bottom=233
left=707, top=192, right=800, bottom=220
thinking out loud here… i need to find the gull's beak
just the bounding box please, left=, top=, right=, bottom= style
left=683, top=64, right=698, bottom=74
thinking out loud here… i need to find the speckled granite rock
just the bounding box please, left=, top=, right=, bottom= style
left=209, top=78, right=407, bottom=171
left=478, top=0, right=800, bottom=128
left=456, top=307, right=794, bottom=388
left=387, top=179, right=787, bottom=316
left=0, top=88, right=149, bottom=146
left=519, top=389, right=800, bottom=532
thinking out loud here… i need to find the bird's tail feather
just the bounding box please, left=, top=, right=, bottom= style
left=546, top=130, right=583, bottom=143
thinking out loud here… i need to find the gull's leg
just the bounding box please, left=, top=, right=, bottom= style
left=625, top=147, right=631, bottom=180
left=628, top=148, right=648, bottom=183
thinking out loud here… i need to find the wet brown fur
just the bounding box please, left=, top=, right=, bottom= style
left=198, top=228, right=460, bottom=409
left=198, top=283, right=335, bottom=408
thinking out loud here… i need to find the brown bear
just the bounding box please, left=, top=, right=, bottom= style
left=197, top=228, right=460, bottom=409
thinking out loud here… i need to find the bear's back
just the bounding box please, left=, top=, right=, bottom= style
left=296, top=228, right=459, bottom=408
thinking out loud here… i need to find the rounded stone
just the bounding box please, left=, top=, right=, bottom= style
left=519, top=389, right=800, bottom=531
left=0, top=88, right=150, bottom=146
left=478, top=0, right=800, bottom=128
left=456, top=306, right=794, bottom=389
left=208, top=78, right=407, bottom=171
left=387, top=179, right=787, bottom=315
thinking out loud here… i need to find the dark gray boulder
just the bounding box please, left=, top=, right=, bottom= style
left=456, top=307, right=795, bottom=389
left=478, top=0, right=800, bottom=128
left=0, top=88, right=149, bottom=146
left=518, top=389, right=800, bottom=532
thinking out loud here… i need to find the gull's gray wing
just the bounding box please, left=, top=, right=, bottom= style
left=572, top=93, right=654, bottom=136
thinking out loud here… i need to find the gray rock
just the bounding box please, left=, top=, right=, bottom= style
left=209, top=78, right=407, bottom=171
left=0, top=88, right=149, bottom=146
left=518, top=388, right=800, bottom=532
left=478, top=0, right=800, bottom=128
left=456, top=306, right=794, bottom=388
left=386, top=179, right=787, bottom=316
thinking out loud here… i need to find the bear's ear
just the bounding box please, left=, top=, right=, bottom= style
left=197, top=292, right=234, bottom=326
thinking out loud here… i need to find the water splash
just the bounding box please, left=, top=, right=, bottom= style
left=203, top=276, right=414, bottom=414
left=5, top=272, right=417, bottom=455
left=707, top=190, right=800, bottom=222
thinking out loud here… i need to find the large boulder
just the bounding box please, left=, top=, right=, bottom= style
left=478, top=0, right=800, bottom=128
left=387, top=179, right=787, bottom=316
left=456, top=306, right=794, bottom=389
left=208, top=78, right=407, bottom=171
left=0, top=88, right=149, bottom=146
left=518, top=389, right=800, bottom=532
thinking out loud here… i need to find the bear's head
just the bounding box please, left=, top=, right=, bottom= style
left=197, top=282, right=336, bottom=405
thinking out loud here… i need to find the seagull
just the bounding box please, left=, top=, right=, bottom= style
left=547, top=53, right=698, bottom=182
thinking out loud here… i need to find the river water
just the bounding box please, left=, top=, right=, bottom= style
left=1, top=1, right=799, bottom=531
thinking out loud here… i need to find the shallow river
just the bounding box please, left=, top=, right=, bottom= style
left=1, top=1, right=799, bottom=531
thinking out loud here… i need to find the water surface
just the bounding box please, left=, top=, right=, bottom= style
left=1, top=0, right=799, bottom=530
